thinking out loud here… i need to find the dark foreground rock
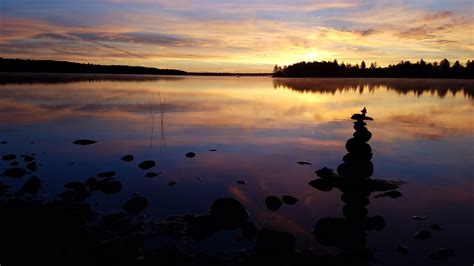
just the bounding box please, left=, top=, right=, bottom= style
left=255, top=229, right=296, bottom=256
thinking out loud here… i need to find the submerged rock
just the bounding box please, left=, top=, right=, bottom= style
left=315, top=167, right=336, bottom=179
left=145, top=172, right=162, bottom=178
left=73, top=139, right=97, bottom=145
left=3, top=167, right=27, bottom=178
left=428, top=248, right=455, bottom=259
left=374, top=190, right=402, bottom=199
left=265, top=196, right=282, bottom=211
left=97, top=179, right=122, bottom=195
left=308, top=179, right=333, bottom=191
left=430, top=224, right=442, bottom=230
left=2, top=154, right=16, bottom=161
left=255, top=229, right=296, bottom=256
left=123, top=195, right=149, bottom=215
left=209, top=149, right=217, bottom=152
left=413, top=230, right=431, bottom=240
left=19, top=176, right=41, bottom=194
left=185, top=152, right=196, bottom=158
left=26, top=162, right=37, bottom=172
left=297, top=161, right=312, bottom=165
left=121, top=154, right=134, bottom=162
left=138, top=160, right=155, bottom=170
left=210, top=198, right=250, bottom=228
left=11, top=161, right=19, bottom=166
left=282, top=195, right=298, bottom=205
left=397, top=245, right=408, bottom=255
left=237, top=180, right=247, bottom=185
left=0, top=141, right=6, bottom=144
left=412, top=215, right=429, bottom=221
left=168, top=181, right=177, bottom=186
left=24, top=155, right=35, bottom=162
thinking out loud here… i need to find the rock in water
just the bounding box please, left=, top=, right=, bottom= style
left=145, top=172, right=161, bottom=178
left=2, top=154, right=16, bottom=161
left=430, top=224, right=442, bottom=230
left=297, top=161, right=312, bottom=165
left=255, top=229, right=296, bottom=256
left=413, top=230, right=431, bottom=240
left=3, top=167, right=27, bottom=178
left=308, top=179, right=333, bottom=191
left=121, top=154, right=134, bottom=162
left=123, top=195, right=149, bottom=215
left=185, top=152, right=196, bottom=158
left=73, top=139, right=97, bottom=145
left=237, top=180, right=247, bottom=184
left=138, top=160, right=155, bottom=170
left=374, top=190, right=402, bottom=198
left=97, top=180, right=122, bottom=195
left=282, top=195, right=298, bottom=205
left=24, top=155, right=35, bottom=162
left=26, top=162, right=37, bottom=172
left=315, top=167, right=335, bottom=179
left=210, top=198, right=250, bottom=228
left=397, top=245, right=408, bottom=255
left=428, top=248, right=455, bottom=259
left=265, top=196, right=282, bottom=211
left=19, top=176, right=41, bottom=194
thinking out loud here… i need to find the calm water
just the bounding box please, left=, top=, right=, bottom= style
left=1, top=74, right=473, bottom=265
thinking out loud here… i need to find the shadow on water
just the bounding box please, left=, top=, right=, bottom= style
left=273, top=78, right=474, bottom=98
left=0, top=109, right=457, bottom=266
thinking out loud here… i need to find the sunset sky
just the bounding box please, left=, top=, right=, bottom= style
left=1, top=0, right=473, bottom=72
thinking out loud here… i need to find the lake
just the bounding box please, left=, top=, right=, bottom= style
left=0, top=73, right=473, bottom=265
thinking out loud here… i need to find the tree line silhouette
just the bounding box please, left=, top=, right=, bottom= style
left=273, top=59, right=474, bottom=79
left=0, top=58, right=187, bottom=75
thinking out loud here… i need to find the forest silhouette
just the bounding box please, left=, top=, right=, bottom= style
left=273, top=59, right=473, bottom=79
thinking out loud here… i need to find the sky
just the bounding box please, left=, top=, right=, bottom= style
left=0, top=0, right=473, bottom=72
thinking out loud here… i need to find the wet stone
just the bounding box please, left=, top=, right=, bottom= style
left=121, top=154, right=134, bottom=162
left=73, top=139, right=97, bottom=145
left=308, top=178, right=333, bottom=191
left=428, top=248, right=455, bottom=259
left=3, top=167, right=27, bottom=178
left=282, top=195, right=298, bottom=205
left=397, top=245, right=409, bottom=255
left=10, top=161, right=19, bottom=166
left=412, top=215, right=429, bottom=221
left=2, top=154, right=16, bottom=161
left=210, top=198, right=250, bottom=229
left=374, top=190, right=402, bottom=199
left=138, top=160, right=155, bottom=170
left=413, top=230, right=431, bottom=240
left=209, top=149, right=217, bottom=152
left=0, top=141, right=6, bottom=144
left=185, top=152, right=196, bottom=158
left=145, top=172, right=162, bottom=178
left=265, top=196, right=282, bottom=211
left=315, top=167, right=335, bottom=179
left=123, top=195, right=149, bottom=215
left=297, top=161, right=312, bottom=165
left=19, top=176, right=41, bottom=194
left=26, top=162, right=37, bottom=172
left=237, top=180, right=247, bottom=184
left=97, top=179, right=122, bottom=195
left=24, top=155, right=35, bottom=162
left=168, top=181, right=177, bottom=186
left=430, top=224, right=442, bottom=230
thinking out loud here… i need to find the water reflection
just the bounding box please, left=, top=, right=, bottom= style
left=0, top=75, right=472, bottom=265
left=273, top=78, right=474, bottom=98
